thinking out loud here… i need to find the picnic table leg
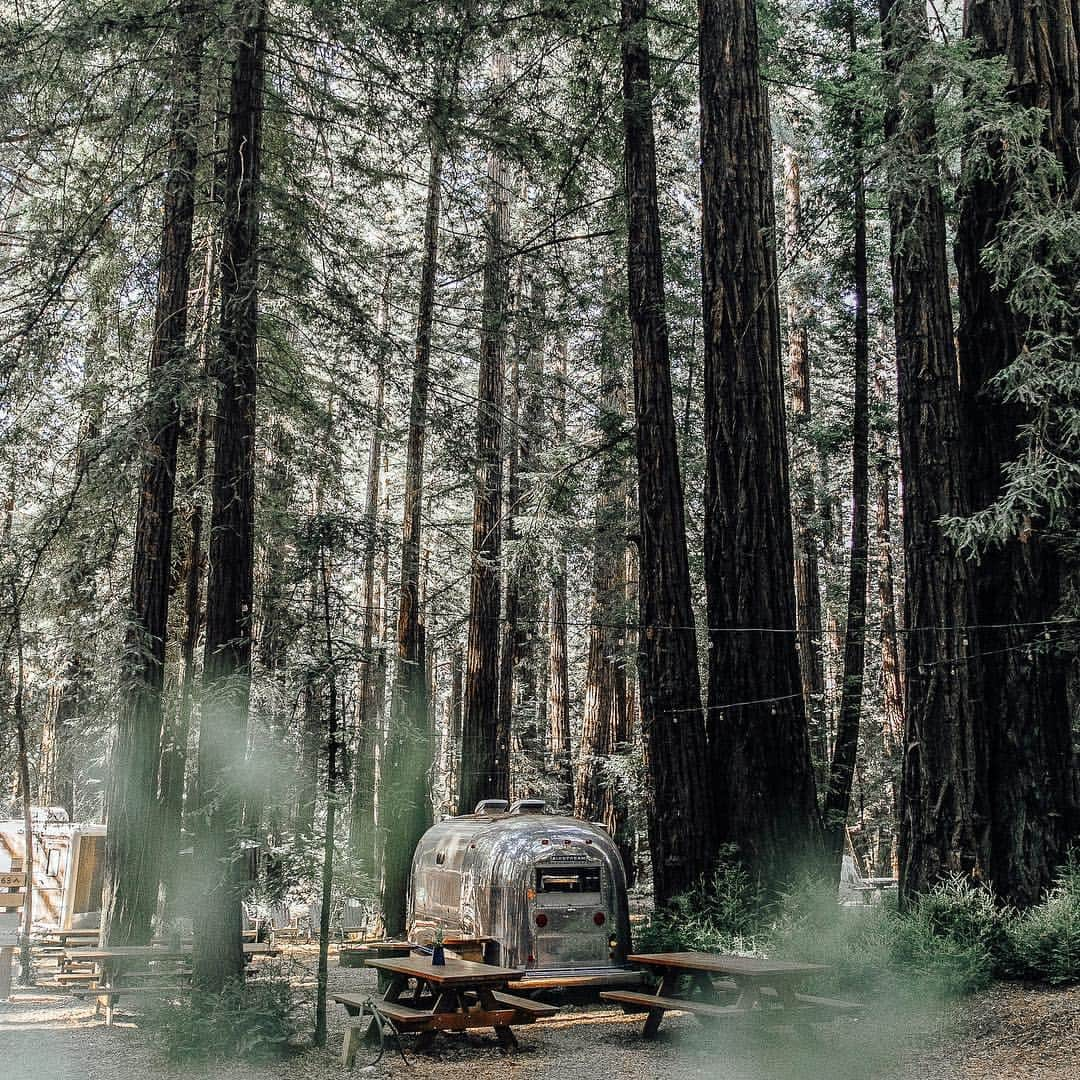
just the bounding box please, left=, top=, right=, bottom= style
left=341, top=1023, right=365, bottom=1066
left=0, top=946, right=13, bottom=1000
left=478, top=986, right=518, bottom=1052
left=643, top=970, right=682, bottom=1039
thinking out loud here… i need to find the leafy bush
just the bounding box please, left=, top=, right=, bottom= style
left=635, top=849, right=767, bottom=956
left=1007, top=855, right=1080, bottom=985
left=147, top=975, right=299, bottom=1064
left=638, top=866, right=1005, bottom=1000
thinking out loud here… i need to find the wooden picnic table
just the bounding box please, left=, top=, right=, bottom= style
left=602, top=951, right=863, bottom=1038
left=334, top=954, right=557, bottom=1063
left=62, top=941, right=277, bottom=1023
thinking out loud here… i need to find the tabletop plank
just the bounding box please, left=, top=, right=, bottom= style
left=364, top=954, right=524, bottom=986
left=628, top=952, right=828, bottom=977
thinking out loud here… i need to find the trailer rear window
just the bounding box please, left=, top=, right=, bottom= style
left=536, top=867, right=601, bottom=894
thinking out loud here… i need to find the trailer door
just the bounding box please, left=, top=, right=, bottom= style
left=532, top=865, right=610, bottom=968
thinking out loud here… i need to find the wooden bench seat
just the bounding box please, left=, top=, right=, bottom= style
left=489, top=990, right=558, bottom=1019
left=601, top=989, right=749, bottom=1020
left=757, top=988, right=865, bottom=1016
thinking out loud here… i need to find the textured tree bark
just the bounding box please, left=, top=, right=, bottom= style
left=380, top=117, right=445, bottom=934
left=500, top=267, right=525, bottom=797
left=102, top=7, right=205, bottom=947
left=874, top=367, right=904, bottom=876
left=192, top=0, right=265, bottom=991
left=158, top=382, right=210, bottom=918
left=314, top=547, right=338, bottom=1047
left=879, top=0, right=990, bottom=901
left=700, top=0, right=823, bottom=890
left=622, top=0, right=716, bottom=905
left=824, top=36, right=871, bottom=873
left=348, top=268, right=389, bottom=872
left=446, top=644, right=464, bottom=811
left=576, top=316, right=630, bottom=860
left=547, top=333, right=573, bottom=811
left=782, top=146, right=828, bottom=789
left=159, top=101, right=221, bottom=914
left=506, top=275, right=546, bottom=796
left=459, top=49, right=513, bottom=815
left=954, top=0, right=1080, bottom=907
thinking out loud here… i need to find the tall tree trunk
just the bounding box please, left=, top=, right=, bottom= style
left=824, top=35, right=871, bottom=871
left=159, top=216, right=218, bottom=918
left=782, top=145, right=828, bottom=790
left=576, top=316, right=629, bottom=854
left=879, top=0, right=989, bottom=901
left=621, top=0, right=716, bottom=905
left=499, top=267, right=525, bottom=797
left=102, top=7, right=205, bottom=946
left=874, top=367, right=905, bottom=876
left=547, top=333, right=573, bottom=811
left=192, top=0, right=266, bottom=991
left=348, top=268, right=389, bottom=873
left=447, top=644, right=464, bottom=812
left=13, top=613, right=33, bottom=983
left=158, top=390, right=210, bottom=917
left=700, top=0, right=822, bottom=890
left=506, top=274, right=546, bottom=797
left=380, top=116, right=444, bottom=936
left=314, top=546, right=338, bottom=1046
left=954, top=0, right=1080, bottom=907
left=459, top=50, right=513, bottom=815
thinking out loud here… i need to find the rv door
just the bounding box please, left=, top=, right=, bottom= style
left=531, top=865, right=610, bottom=968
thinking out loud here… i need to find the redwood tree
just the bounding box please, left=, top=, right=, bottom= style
left=954, top=0, right=1080, bottom=905
left=101, top=7, right=205, bottom=946
left=879, top=0, right=989, bottom=900
left=621, top=0, right=716, bottom=905
left=699, top=0, right=822, bottom=890
left=459, top=50, right=513, bottom=815
left=192, top=0, right=266, bottom=991
left=381, top=107, right=444, bottom=934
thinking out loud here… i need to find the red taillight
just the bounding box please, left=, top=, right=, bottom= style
left=593, top=911, right=606, bottom=926
left=535, top=913, right=548, bottom=927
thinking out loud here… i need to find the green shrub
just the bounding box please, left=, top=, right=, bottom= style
left=639, top=865, right=1004, bottom=1000
left=147, top=975, right=299, bottom=1063
left=1007, top=855, right=1080, bottom=985
left=636, top=849, right=767, bottom=956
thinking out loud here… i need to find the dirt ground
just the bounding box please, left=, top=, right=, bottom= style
left=1, top=949, right=1077, bottom=1080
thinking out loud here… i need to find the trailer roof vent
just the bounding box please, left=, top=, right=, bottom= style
left=473, top=799, right=509, bottom=815
left=509, top=799, right=547, bottom=815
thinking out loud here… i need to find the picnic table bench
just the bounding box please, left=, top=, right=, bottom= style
left=602, top=952, right=864, bottom=1038
left=335, top=954, right=558, bottom=1063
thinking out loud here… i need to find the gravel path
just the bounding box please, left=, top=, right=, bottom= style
left=1, top=951, right=1076, bottom=1080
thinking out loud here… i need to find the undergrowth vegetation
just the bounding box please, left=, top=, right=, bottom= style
left=637, top=851, right=1080, bottom=1000
left=146, top=972, right=301, bottom=1063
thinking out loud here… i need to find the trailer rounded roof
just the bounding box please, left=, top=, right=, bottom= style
left=415, top=811, right=624, bottom=872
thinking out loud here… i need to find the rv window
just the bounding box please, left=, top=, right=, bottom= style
left=435, top=852, right=446, bottom=866
left=536, top=867, right=601, bottom=894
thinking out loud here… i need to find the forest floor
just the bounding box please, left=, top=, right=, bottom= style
left=1, top=947, right=1077, bottom=1080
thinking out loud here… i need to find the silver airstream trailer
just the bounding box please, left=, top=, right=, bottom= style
left=407, top=799, right=633, bottom=984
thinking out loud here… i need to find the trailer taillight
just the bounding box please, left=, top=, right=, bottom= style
left=535, top=913, right=548, bottom=927
left=593, top=911, right=606, bottom=926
